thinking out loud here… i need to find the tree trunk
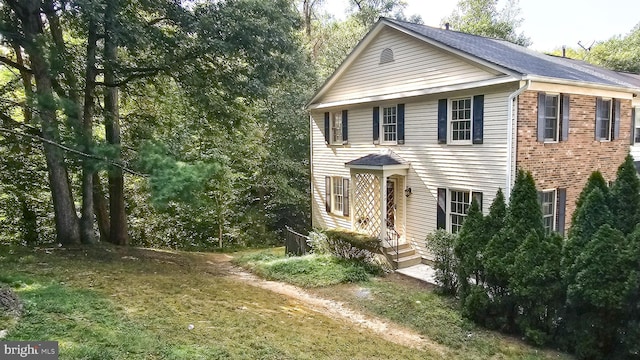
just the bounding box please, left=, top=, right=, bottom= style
left=79, top=18, right=99, bottom=244
left=93, top=172, right=111, bottom=242
left=104, top=0, right=128, bottom=245
left=13, top=0, right=81, bottom=245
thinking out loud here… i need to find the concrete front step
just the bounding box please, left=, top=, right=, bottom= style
left=382, top=243, right=423, bottom=269
left=394, top=254, right=423, bottom=269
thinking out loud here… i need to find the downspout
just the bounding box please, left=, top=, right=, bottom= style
left=506, top=80, right=530, bottom=201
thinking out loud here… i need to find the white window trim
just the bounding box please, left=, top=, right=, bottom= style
left=540, top=188, right=557, bottom=234
left=448, top=97, right=473, bottom=145
left=330, top=112, right=343, bottom=145
left=330, top=176, right=348, bottom=217
left=598, top=98, right=613, bottom=142
left=380, top=104, right=398, bottom=145
left=543, top=93, right=560, bottom=143
left=634, top=107, right=640, bottom=144
left=447, top=188, right=471, bottom=234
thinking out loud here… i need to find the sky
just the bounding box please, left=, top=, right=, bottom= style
left=323, top=0, right=639, bottom=51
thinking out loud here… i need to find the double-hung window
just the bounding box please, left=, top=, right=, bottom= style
left=382, top=105, right=397, bottom=143
left=449, top=190, right=470, bottom=234
left=543, top=94, right=560, bottom=142
left=326, top=176, right=349, bottom=217
left=331, top=112, right=343, bottom=145
left=597, top=98, right=612, bottom=141
left=539, top=189, right=556, bottom=234
left=450, top=97, right=472, bottom=143
left=332, top=177, right=344, bottom=214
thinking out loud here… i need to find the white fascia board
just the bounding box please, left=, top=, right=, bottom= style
left=308, top=76, right=518, bottom=110
left=345, top=164, right=410, bottom=171
left=524, top=75, right=640, bottom=97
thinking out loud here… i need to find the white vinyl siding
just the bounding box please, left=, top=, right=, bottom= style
left=320, top=28, right=502, bottom=104
left=311, top=88, right=513, bottom=259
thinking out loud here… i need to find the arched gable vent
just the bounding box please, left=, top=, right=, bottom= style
left=380, top=48, right=394, bottom=64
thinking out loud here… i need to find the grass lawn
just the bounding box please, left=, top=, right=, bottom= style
left=235, top=249, right=573, bottom=360
left=0, top=245, right=432, bottom=359
left=0, top=244, right=572, bottom=359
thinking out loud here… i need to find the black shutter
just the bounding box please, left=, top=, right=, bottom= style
left=613, top=98, right=621, bottom=140
left=537, top=92, right=546, bottom=142
left=561, top=94, right=570, bottom=141
left=472, top=191, right=483, bottom=212
left=397, top=104, right=405, bottom=144
left=437, top=99, right=447, bottom=144
left=343, top=178, right=350, bottom=217
left=324, top=112, right=330, bottom=144
left=325, top=176, right=331, bottom=213
left=437, top=188, right=446, bottom=229
left=632, top=108, right=637, bottom=145
left=595, top=97, right=603, bottom=140
left=342, top=110, right=348, bottom=144
left=472, top=95, right=484, bottom=144
left=373, top=107, right=380, bottom=144
left=556, top=188, right=566, bottom=236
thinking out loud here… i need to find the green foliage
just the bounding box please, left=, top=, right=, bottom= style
left=484, top=188, right=506, bottom=238
left=572, top=171, right=609, bottom=219
left=455, top=198, right=485, bottom=295
left=441, top=0, right=531, bottom=46
left=485, top=170, right=542, bottom=292
left=425, top=229, right=459, bottom=295
left=610, top=154, right=640, bottom=235
left=237, top=251, right=381, bottom=287
left=566, top=224, right=636, bottom=359
left=510, top=232, right=564, bottom=346
left=564, top=187, right=613, bottom=279
left=589, top=23, right=640, bottom=73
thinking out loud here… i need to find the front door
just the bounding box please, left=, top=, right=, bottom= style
left=386, top=179, right=396, bottom=229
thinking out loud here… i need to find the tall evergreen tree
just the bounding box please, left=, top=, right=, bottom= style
left=455, top=198, right=485, bottom=296
left=484, top=169, right=542, bottom=331
left=566, top=224, right=635, bottom=359
left=572, top=170, right=609, bottom=223
left=510, top=232, right=564, bottom=346
left=610, top=154, right=640, bottom=235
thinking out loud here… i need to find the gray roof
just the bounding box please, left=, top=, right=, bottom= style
left=385, top=18, right=640, bottom=90
left=345, top=151, right=409, bottom=167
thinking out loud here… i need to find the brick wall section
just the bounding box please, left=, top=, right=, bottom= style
left=516, top=90, right=632, bottom=232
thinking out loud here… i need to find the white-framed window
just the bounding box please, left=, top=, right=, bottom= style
left=331, top=112, right=342, bottom=145
left=634, top=107, right=640, bottom=144
left=449, top=189, right=470, bottom=234
left=450, top=97, right=472, bottom=143
left=332, top=177, right=344, bottom=214
left=539, top=189, right=556, bottom=234
left=597, top=98, right=612, bottom=141
left=543, top=94, right=560, bottom=142
left=381, top=105, right=397, bottom=144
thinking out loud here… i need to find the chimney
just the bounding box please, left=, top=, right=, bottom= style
left=562, top=45, right=566, bottom=58
left=445, top=23, right=450, bottom=30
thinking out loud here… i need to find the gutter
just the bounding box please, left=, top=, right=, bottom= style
left=506, top=80, right=530, bottom=201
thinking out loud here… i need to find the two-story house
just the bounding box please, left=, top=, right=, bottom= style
left=307, top=18, right=640, bottom=268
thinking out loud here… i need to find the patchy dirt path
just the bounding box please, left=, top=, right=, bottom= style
left=202, top=253, right=445, bottom=354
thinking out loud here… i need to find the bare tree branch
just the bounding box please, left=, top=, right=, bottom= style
left=0, top=55, right=32, bottom=73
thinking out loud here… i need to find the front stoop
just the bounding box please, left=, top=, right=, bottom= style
left=382, top=243, right=422, bottom=269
